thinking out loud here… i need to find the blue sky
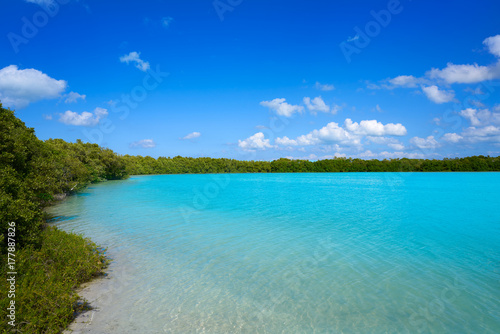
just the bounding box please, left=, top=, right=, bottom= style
left=1, top=0, right=500, bottom=160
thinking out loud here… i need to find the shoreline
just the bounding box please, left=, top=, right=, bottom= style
left=63, top=276, right=109, bottom=334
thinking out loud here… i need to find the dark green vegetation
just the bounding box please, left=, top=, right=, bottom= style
left=123, top=154, right=500, bottom=175
left=1, top=228, right=108, bottom=333
left=1, top=103, right=500, bottom=333
left=0, top=104, right=125, bottom=333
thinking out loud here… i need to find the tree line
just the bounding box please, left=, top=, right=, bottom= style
left=123, top=154, right=500, bottom=175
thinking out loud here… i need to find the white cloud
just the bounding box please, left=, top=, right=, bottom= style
left=368, top=75, right=428, bottom=90
left=427, top=63, right=495, bottom=84
left=120, top=51, right=150, bottom=72
left=344, top=119, right=407, bottom=136
left=303, top=96, right=330, bottom=114
left=462, top=126, right=500, bottom=138
left=314, top=82, right=335, bottom=91
left=162, top=17, right=174, bottom=28
left=297, top=122, right=355, bottom=146
left=459, top=108, right=500, bottom=127
left=483, top=34, right=500, bottom=58
left=459, top=108, right=481, bottom=126
left=65, top=91, right=86, bottom=103
left=452, top=125, right=500, bottom=144
left=275, top=136, right=298, bottom=146
left=370, top=35, right=500, bottom=94
left=275, top=118, right=406, bottom=148
left=260, top=98, right=304, bottom=117
left=58, top=107, right=108, bottom=126
left=130, top=139, right=156, bottom=148
left=0, top=65, right=67, bottom=108
left=388, top=75, right=420, bottom=88
left=367, top=136, right=405, bottom=150
left=388, top=143, right=405, bottom=151
left=421, top=85, right=455, bottom=104
left=410, top=136, right=440, bottom=149
left=181, top=132, right=201, bottom=140
left=238, top=132, right=273, bottom=151
left=442, top=133, right=463, bottom=143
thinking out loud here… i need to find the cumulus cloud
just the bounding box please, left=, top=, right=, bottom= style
left=425, top=35, right=500, bottom=84
left=427, top=63, right=495, bottom=84
left=369, top=35, right=500, bottom=97
left=483, top=34, right=500, bottom=58
left=58, top=107, right=108, bottom=126
left=303, top=96, right=331, bottom=114
left=275, top=136, right=299, bottom=146
left=442, top=133, right=463, bottom=143
left=421, top=85, right=455, bottom=104
left=344, top=119, right=407, bottom=136
left=367, top=136, right=405, bottom=150
left=294, top=122, right=355, bottom=146
left=460, top=108, right=482, bottom=126
left=459, top=108, right=500, bottom=127
left=181, top=132, right=201, bottom=140
left=462, top=126, right=500, bottom=138
left=0, top=65, right=67, bottom=108
left=368, top=75, right=428, bottom=90
left=120, top=51, right=150, bottom=72
left=442, top=107, right=500, bottom=144
left=314, top=82, right=335, bottom=91
left=238, top=132, right=273, bottom=151
left=410, top=136, right=440, bottom=149
left=388, top=75, right=420, bottom=88
left=65, top=91, right=86, bottom=103
left=275, top=118, right=406, bottom=148
left=130, top=139, right=156, bottom=148
left=260, top=98, right=304, bottom=117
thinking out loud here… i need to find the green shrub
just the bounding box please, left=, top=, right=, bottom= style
left=0, top=227, right=108, bottom=334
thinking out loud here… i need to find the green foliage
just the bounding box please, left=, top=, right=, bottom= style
left=123, top=154, right=500, bottom=175
left=0, top=105, right=128, bottom=252
left=0, top=227, right=108, bottom=334
left=0, top=103, right=125, bottom=333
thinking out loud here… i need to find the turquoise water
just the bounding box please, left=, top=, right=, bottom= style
left=50, top=173, right=500, bottom=333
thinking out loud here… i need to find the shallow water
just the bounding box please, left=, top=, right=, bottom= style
left=49, top=173, right=500, bottom=333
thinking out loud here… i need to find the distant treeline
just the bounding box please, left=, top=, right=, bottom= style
left=123, top=155, right=500, bottom=175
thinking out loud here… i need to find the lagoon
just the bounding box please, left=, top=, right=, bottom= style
left=50, top=173, right=500, bottom=333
